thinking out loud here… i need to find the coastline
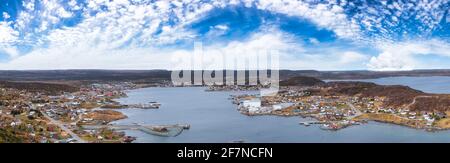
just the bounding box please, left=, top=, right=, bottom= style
left=91, top=85, right=450, bottom=143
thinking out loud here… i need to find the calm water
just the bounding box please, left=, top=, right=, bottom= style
left=113, top=76, right=450, bottom=143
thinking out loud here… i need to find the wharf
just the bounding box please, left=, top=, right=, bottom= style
left=82, top=124, right=190, bottom=137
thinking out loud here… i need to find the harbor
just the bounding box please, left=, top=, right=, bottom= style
left=111, top=86, right=450, bottom=143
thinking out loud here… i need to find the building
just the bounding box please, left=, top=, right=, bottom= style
left=242, top=99, right=261, bottom=113
left=242, top=99, right=261, bottom=108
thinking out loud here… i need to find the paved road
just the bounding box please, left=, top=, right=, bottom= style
left=42, top=113, right=87, bottom=143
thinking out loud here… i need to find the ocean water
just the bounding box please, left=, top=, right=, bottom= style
left=113, top=77, right=450, bottom=143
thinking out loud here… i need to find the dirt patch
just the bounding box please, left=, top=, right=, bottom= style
left=85, top=110, right=127, bottom=123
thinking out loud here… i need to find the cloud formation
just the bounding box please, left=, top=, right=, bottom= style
left=368, top=39, right=450, bottom=70
left=0, top=0, right=448, bottom=70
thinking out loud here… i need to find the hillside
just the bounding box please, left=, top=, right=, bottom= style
left=280, top=76, right=325, bottom=86
left=0, top=81, right=79, bottom=95
left=1, top=69, right=450, bottom=82
left=324, top=81, right=424, bottom=108
left=282, top=76, right=450, bottom=112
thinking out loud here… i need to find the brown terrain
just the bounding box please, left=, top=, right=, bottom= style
left=281, top=76, right=450, bottom=112
left=280, top=76, right=325, bottom=86
left=0, top=81, right=79, bottom=95
left=84, top=110, right=128, bottom=123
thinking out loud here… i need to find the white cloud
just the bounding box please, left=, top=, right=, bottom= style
left=339, top=51, right=368, bottom=64
left=351, top=0, right=448, bottom=43
left=367, top=39, right=450, bottom=71
left=56, top=7, right=73, bottom=18
left=0, top=22, right=18, bottom=43
left=0, top=47, right=20, bottom=58
left=1, top=0, right=448, bottom=71
left=205, top=24, right=230, bottom=38
left=34, top=0, right=226, bottom=49
left=23, top=0, right=35, bottom=10
left=367, top=51, right=416, bottom=71
left=308, top=38, right=320, bottom=45
left=0, top=30, right=296, bottom=70
left=5, top=0, right=365, bottom=50
left=214, top=24, right=229, bottom=31
left=2, top=12, right=10, bottom=19
left=279, top=49, right=370, bottom=70
left=0, top=30, right=366, bottom=70
left=255, top=0, right=361, bottom=39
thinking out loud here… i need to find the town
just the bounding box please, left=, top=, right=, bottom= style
left=0, top=81, right=186, bottom=143
left=3, top=75, right=450, bottom=143
left=232, top=84, right=450, bottom=131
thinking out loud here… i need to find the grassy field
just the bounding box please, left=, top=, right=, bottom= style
left=433, top=111, right=450, bottom=129
left=354, top=113, right=426, bottom=128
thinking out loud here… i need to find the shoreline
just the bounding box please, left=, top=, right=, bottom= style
left=228, top=89, right=450, bottom=132
left=79, top=84, right=450, bottom=142
left=120, top=86, right=450, bottom=133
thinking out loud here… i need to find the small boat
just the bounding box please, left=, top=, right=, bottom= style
left=231, top=139, right=245, bottom=143
left=177, top=124, right=191, bottom=129
left=299, top=122, right=310, bottom=126
left=148, top=102, right=162, bottom=108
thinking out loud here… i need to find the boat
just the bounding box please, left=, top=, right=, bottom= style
left=230, top=139, right=245, bottom=143
left=299, top=122, right=310, bottom=126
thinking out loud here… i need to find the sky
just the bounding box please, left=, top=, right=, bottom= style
left=0, top=0, right=449, bottom=70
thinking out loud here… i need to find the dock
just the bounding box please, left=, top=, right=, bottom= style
left=299, top=121, right=325, bottom=126
left=101, top=102, right=161, bottom=109
left=82, top=124, right=190, bottom=137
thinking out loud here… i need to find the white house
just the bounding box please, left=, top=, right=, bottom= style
left=242, top=99, right=261, bottom=108
left=273, top=104, right=283, bottom=110
left=242, top=99, right=261, bottom=113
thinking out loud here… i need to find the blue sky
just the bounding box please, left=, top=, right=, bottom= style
left=0, top=0, right=449, bottom=70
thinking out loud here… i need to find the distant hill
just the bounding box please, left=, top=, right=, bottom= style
left=0, top=70, right=171, bottom=82
left=279, top=69, right=450, bottom=80
left=279, top=76, right=325, bottom=86
left=324, top=81, right=424, bottom=109
left=0, top=81, right=78, bottom=95
left=279, top=75, right=450, bottom=112
left=1, top=69, right=450, bottom=82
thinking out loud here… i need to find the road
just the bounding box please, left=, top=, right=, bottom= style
left=42, top=113, right=87, bottom=143
left=404, top=95, right=432, bottom=110
left=346, top=102, right=362, bottom=120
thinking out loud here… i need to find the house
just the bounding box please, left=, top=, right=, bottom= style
left=242, top=99, right=261, bottom=108
left=242, top=99, right=261, bottom=113
left=272, top=105, right=283, bottom=110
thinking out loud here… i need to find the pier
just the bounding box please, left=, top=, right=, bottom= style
left=299, top=121, right=325, bottom=126
left=82, top=124, right=190, bottom=137
left=101, top=103, right=161, bottom=109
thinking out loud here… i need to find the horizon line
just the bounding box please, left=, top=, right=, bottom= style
left=0, top=68, right=450, bottom=72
